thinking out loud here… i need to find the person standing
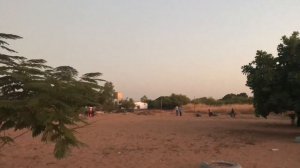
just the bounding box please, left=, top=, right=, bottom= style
left=178, top=106, right=182, bottom=116
left=208, top=109, right=212, bottom=117
left=175, top=106, right=179, bottom=116
left=88, top=106, right=94, bottom=117
left=230, top=108, right=236, bottom=118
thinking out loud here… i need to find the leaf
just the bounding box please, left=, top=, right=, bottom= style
left=54, top=139, right=67, bottom=159
left=82, top=72, right=102, bottom=78
left=81, top=72, right=105, bottom=83
left=27, top=59, right=47, bottom=64
left=0, top=120, right=15, bottom=131
left=1, top=46, right=18, bottom=53
left=0, top=33, right=22, bottom=40
left=0, top=40, right=9, bottom=46
left=53, top=66, right=78, bottom=81
left=31, top=125, right=46, bottom=137
left=80, top=77, right=97, bottom=83
left=0, top=54, right=16, bottom=65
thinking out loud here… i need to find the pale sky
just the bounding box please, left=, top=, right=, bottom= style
left=1, top=0, right=300, bottom=100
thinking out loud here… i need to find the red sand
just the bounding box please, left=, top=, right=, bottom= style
left=0, top=111, right=300, bottom=168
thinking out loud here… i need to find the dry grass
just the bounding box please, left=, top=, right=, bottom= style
left=183, top=103, right=254, bottom=114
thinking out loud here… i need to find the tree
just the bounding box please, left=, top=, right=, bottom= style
left=221, top=93, right=252, bottom=104
left=242, top=32, right=300, bottom=126
left=192, top=97, right=221, bottom=106
left=237, top=92, right=248, bottom=98
left=148, top=94, right=190, bottom=110
left=0, top=33, right=104, bottom=158
left=119, top=98, right=135, bottom=111
left=140, top=95, right=148, bottom=103
left=98, top=82, right=117, bottom=112
left=0, top=33, right=22, bottom=53
left=191, top=93, right=252, bottom=105
left=242, top=51, right=277, bottom=117
left=170, top=93, right=190, bottom=106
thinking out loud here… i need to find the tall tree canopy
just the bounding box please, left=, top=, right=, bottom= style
left=0, top=33, right=104, bottom=158
left=140, top=95, right=148, bottom=103
left=98, top=82, right=117, bottom=111
left=148, top=93, right=190, bottom=109
left=242, top=32, right=300, bottom=126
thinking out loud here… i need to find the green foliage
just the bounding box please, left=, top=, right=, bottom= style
left=242, top=32, right=300, bottom=126
left=192, top=97, right=222, bottom=106
left=53, top=66, right=78, bottom=81
left=221, top=93, right=252, bottom=104
left=148, top=93, right=190, bottom=110
left=191, top=93, right=252, bottom=106
left=242, top=51, right=277, bottom=117
left=98, top=82, right=117, bottom=112
left=119, top=98, right=135, bottom=111
left=170, top=93, right=190, bottom=106
left=0, top=33, right=104, bottom=158
left=0, top=33, right=22, bottom=53
left=140, top=95, right=148, bottom=103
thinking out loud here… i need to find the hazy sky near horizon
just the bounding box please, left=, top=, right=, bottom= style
left=1, top=0, right=300, bottom=100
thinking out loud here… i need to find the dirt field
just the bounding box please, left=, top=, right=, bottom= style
left=0, top=111, right=300, bottom=168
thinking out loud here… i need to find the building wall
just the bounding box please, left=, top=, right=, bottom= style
left=134, top=102, right=148, bottom=109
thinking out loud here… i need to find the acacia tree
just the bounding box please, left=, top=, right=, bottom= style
left=242, top=32, right=300, bottom=126
left=0, top=33, right=104, bottom=158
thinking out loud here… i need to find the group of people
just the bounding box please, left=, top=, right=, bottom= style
left=175, top=106, right=183, bottom=116
left=209, top=108, right=236, bottom=118
left=208, top=109, right=218, bottom=117
left=175, top=106, right=236, bottom=118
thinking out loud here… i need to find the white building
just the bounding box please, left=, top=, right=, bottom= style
left=134, top=101, right=148, bottom=110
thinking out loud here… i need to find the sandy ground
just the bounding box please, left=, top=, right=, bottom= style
left=0, top=111, right=300, bottom=168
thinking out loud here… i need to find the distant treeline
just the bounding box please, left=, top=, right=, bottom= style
left=147, top=94, right=190, bottom=110
left=192, top=93, right=253, bottom=106
left=146, top=93, right=252, bottom=110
